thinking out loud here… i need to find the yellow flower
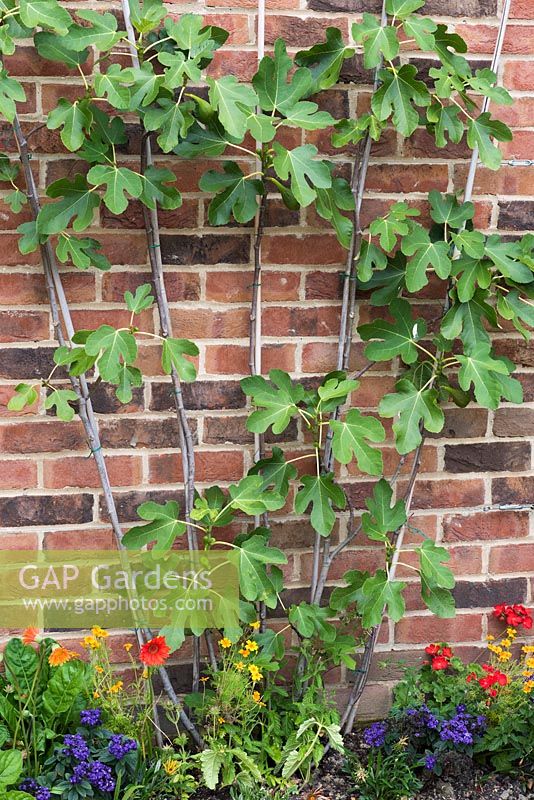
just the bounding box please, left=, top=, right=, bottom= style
left=163, top=759, right=180, bottom=776
left=95, top=665, right=104, bottom=674
left=248, top=664, right=263, bottom=682
left=526, top=657, right=534, bottom=669
left=235, top=661, right=245, bottom=671
left=500, top=639, right=511, bottom=648
left=124, top=643, right=133, bottom=652
left=498, top=651, right=512, bottom=662
left=107, top=681, right=123, bottom=694
left=523, top=681, right=534, bottom=694
left=522, top=670, right=534, bottom=678
left=218, top=717, right=226, bottom=724
left=250, top=621, right=261, bottom=631
left=522, top=645, right=534, bottom=653
left=219, top=638, right=232, bottom=649
left=238, top=648, right=250, bottom=658
left=93, top=691, right=100, bottom=699
left=142, top=668, right=149, bottom=679
left=91, top=626, right=109, bottom=639
left=486, top=635, right=495, bottom=641
left=506, top=627, right=517, bottom=638
left=245, top=639, right=259, bottom=653
left=200, top=676, right=209, bottom=683
left=252, top=690, right=261, bottom=703
left=82, top=635, right=101, bottom=650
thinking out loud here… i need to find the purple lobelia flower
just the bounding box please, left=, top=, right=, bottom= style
left=424, top=754, right=438, bottom=770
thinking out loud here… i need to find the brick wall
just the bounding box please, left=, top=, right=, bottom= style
left=0, top=0, right=533, bottom=717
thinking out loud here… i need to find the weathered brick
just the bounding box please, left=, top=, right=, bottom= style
left=43, top=455, right=143, bottom=489
left=0, top=494, right=94, bottom=526
left=443, top=510, right=529, bottom=542
left=265, top=15, right=348, bottom=47
left=444, top=441, right=530, bottom=473
left=100, top=489, right=183, bottom=523
left=499, top=200, right=534, bottom=230
left=102, top=271, right=201, bottom=303
left=399, top=479, right=485, bottom=510
left=150, top=380, right=246, bottom=411
left=0, top=459, right=38, bottom=489
left=99, top=418, right=192, bottom=449
left=396, top=614, right=483, bottom=644
left=148, top=450, right=244, bottom=484
left=0, top=421, right=85, bottom=454
left=161, top=234, right=251, bottom=265
left=204, top=343, right=296, bottom=375
left=492, top=476, right=534, bottom=505
left=205, top=270, right=300, bottom=302
left=489, top=543, right=534, bottom=574
left=453, top=578, right=527, bottom=608
left=44, top=528, right=115, bottom=550
left=494, top=407, right=534, bottom=437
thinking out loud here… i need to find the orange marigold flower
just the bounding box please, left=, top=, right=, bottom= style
left=238, top=648, right=250, bottom=658
left=22, top=627, right=39, bottom=645
left=140, top=636, right=171, bottom=667
left=49, top=646, right=78, bottom=667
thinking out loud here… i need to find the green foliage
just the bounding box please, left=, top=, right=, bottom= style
left=122, top=500, right=187, bottom=551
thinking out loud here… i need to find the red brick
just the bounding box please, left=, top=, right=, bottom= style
left=264, top=16, right=348, bottom=47
left=44, top=528, right=115, bottom=549
left=102, top=270, right=200, bottom=303
left=0, top=459, right=38, bottom=489
left=0, top=310, right=49, bottom=342
left=503, top=60, right=534, bottom=91
left=366, top=164, right=449, bottom=193
left=0, top=420, right=85, bottom=454
left=489, top=543, right=534, bottom=574
left=203, top=14, right=251, bottom=45
left=443, top=510, right=529, bottom=542
left=206, top=270, right=300, bottom=302
left=170, top=307, right=249, bottom=338
left=0, top=533, right=39, bottom=549
left=262, top=305, right=340, bottom=337
left=43, top=455, right=143, bottom=489
left=510, top=0, right=534, bottom=18
left=263, top=234, right=345, bottom=265
left=395, top=614, right=483, bottom=644
left=148, top=450, right=244, bottom=484
left=204, top=343, right=296, bottom=374
left=455, top=24, right=534, bottom=54
left=399, top=479, right=485, bottom=510
left=207, top=50, right=258, bottom=81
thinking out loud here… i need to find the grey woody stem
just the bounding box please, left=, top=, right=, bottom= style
left=310, top=0, right=388, bottom=609
left=340, top=437, right=425, bottom=734
left=121, top=0, right=202, bottom=694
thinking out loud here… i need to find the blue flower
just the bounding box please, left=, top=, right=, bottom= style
left=19, top=778, right=52, bottom=800
left=87, top=760, right=116, bottom=792
left=80, top=708, right=102, bottom=727
left=62, top=733, right=90, bottom=761
left=424, top=753, right=438, bottom=771
left=108, top=733, right=138, bottom=760
left=363, top=721, right=388, bottom=748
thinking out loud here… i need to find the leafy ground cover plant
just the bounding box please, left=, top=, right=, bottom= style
left=0, top=0, right=531, bottom=793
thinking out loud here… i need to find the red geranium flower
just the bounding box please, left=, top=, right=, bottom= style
left=425, top=644, right=441, bottom=656
left=431, top=656, right=450, bottom=671
left=441, top=647, right=453, bottom=659
left=140, top=636, right=171, bottom=667
left=492, top=603, right=532, bottom=629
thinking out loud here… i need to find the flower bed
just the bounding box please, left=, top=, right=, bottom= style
left=0, top=603, right=531, bottom=800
